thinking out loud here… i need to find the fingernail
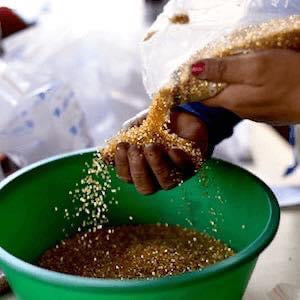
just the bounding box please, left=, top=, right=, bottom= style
left=191, top=62, right=205, bottom=76
left=144, top=144, right=156, bottom=154
left=144, top=144, right=162, bottom=151
left=129, top=145, right=140, bottom=153
left=144, top=144, right=154, bottom=148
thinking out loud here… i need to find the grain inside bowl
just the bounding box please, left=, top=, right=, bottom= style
left=38, top=224, right=234, bottom=279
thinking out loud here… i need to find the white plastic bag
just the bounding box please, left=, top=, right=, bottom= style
left=141, top=0, right=300, bottom=98
left=2, top=18, right=149, bottom=144
left=0, top=60, right=92, bottom=166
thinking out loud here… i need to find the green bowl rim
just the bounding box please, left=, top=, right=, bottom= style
left=0, top=148, right=280, bottom=291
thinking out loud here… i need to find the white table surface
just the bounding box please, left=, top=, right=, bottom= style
left=244, top=207, right=300, bottom=299
left=242, top=123, right=300, bottom=299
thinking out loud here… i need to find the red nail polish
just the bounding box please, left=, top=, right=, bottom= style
left=191, top=62, right=205, bottom=76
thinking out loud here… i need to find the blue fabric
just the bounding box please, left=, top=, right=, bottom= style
left=285, top=126, right=298, bottom=176
left=176, top=102, right=241, bottom=156
left=289, top=125, right=295, bottom=146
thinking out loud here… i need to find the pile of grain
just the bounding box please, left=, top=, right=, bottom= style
left=39, top=224, right=234, bottom=279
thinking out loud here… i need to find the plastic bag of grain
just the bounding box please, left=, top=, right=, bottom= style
left=141, top=0, right=300, bottom=99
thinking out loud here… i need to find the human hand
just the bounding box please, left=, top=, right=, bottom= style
left=191, top=49, right=300, bottom=125
left=115, top=111, right=208, bottom=195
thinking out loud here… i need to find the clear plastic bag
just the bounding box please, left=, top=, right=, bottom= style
left=141, top=0, right=300, bottom=98
left=2, top=19, right=149, bottom=144
left=0, top=60, right=92, bottom=166
left=243, top=0, right=300, bottom=23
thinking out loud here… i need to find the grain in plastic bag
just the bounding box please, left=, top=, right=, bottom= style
left=102, top=0, right=300, bottom=164
left=141, top=0, right=300, bottom=101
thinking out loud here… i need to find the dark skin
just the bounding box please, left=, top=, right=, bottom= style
left=114, top=113, right=288, bottom=195
left=115, top=111, right=208, bottom=195
left=115, top=49, right=299, bottom=194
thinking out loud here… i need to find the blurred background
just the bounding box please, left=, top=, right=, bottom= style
left=0, top=0, right=300, bottom=206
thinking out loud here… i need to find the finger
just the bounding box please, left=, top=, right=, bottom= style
left=228, top=103, right=283, bottom=124
left=167, top=148, right=194, bottom=175
left=144, top=144, right=182, bottom=190
left=127, top=145, right=157, bottom=195
left=203, top=84, right=261, bottom=112
left=191, top=52, right=267, bottom=85
left=115, top=143, right=132, bottom=183
left=204, top=87, right=284, bottom=123
left=122, top=109, right=148, bottom=130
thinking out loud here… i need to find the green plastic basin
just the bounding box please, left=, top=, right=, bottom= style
left=0, top=149, right=280, bottom=300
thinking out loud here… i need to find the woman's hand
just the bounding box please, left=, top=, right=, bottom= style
left=115, top=111, right=208, bottom=195
left=191, top=49, right=300, bottom=125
